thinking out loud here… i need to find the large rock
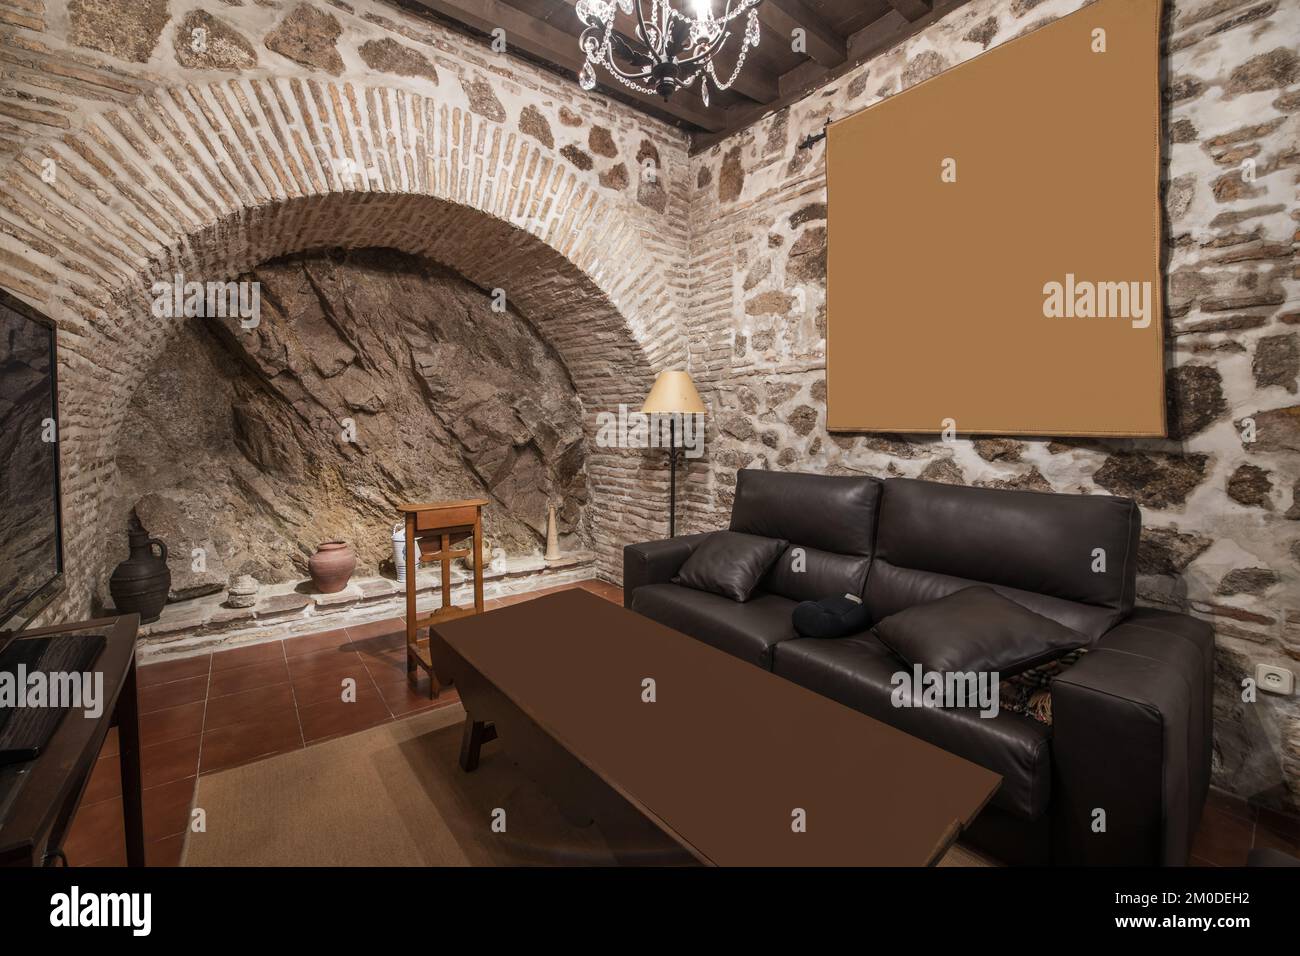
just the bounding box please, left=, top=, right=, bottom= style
left=1166, top=364, right=1227, bottom=439
left=358, top=38, right=438, bottom=83
left=69, top=0, right=169, bottom=63
left=1254, top=334, right=1299, bottom=393
left=1093, top=451, right=1208, bottom=508
left=265, top=4, right=344, bottom=75
left=106, top=250, right=588, bottom=593
left=174, top=11, right=257, bottom=71
left=1227, top=463, right=1273, bottom=508
left=1138, top=526, right=1213, bottom=576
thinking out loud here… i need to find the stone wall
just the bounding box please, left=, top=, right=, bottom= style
left=0, top=0, right=697, bottom=614
left=685, top=0, right=1300, bottom=810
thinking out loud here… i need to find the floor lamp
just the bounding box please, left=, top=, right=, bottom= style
left=641, top=371, right=705, bottom=538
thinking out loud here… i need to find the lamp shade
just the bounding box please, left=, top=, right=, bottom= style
left=641, top=370, right=706, bottom=415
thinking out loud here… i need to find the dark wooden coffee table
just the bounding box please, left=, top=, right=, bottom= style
left=429, top=588, right=1000, bottom=866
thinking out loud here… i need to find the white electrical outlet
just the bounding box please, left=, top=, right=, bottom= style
left=1255, top=663, right=1295, bottom=697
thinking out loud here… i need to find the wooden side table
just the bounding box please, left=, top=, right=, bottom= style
left=398, top=499, right=488, bottom=698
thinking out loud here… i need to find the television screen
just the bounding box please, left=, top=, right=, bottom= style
left=0, top=291, right=63, bottom=633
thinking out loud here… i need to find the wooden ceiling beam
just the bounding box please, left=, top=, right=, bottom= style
left=407, top=0, right=727, bottom=130
left=885, top=0, right=934, bottom=22
left=757, top=0, right=846, bottom=69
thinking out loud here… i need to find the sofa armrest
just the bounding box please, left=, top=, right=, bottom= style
left=622, top=533, right=712, bottom=607
left=1050, top=611, right=1213, bottom=865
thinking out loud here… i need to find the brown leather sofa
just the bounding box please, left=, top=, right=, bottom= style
left=624, top=469, right=1213, bottom=866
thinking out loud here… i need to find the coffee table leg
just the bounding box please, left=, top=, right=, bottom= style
left=458, top=718, right=496, bottom=772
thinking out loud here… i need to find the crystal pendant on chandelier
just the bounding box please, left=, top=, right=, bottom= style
left=574, top=0, right=763, bottom=104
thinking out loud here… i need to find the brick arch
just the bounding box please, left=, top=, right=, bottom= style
left=0, top=78, right=683, bottom=613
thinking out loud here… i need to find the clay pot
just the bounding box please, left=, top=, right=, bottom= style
left=109, top=522, right=171, bottom=624
left=308, top=541, right=356, bottom=593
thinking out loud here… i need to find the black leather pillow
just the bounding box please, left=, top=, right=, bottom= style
left=872, top=586, right=1087, bottom=676
left=792, top=594, right=871, bottom=639
left=764, top=545, right=871, bottom=603
left=672, top=531, right=787, bottom=603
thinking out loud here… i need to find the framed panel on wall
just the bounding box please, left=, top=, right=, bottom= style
left=826, top=0, right=1165, bottom=436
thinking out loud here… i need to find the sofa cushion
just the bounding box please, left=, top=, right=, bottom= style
left=866, top=560, right=1120, bottom=644
left=763, top=545, right=871, bottom=602
left=672, top=530, right=787, bottom=602
left=869, top=478, right=1141, bottom=641
left=730, top=469, right=882, bottom=557
left=872, top=586, right=1088, bottom=677
left=773, top=634, right=1053, bottom=820
left=630, top=582, right=798, bottom=670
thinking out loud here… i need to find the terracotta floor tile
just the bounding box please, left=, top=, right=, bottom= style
left=358, top=645, right=410, bottom=684
left=212, top=640, right=285, bottom=672
left=141, top=699, right=206, bottom=746
left=348, top=627, right=406, bottom=653
left=374, top=675, right=458, bottom=717
left=137, top=654, right=211, bottom=688
left=83, top=753, right=122, bottom=806
left=283, top=626, right=352, bottom=658
left=288, top=648, right=374, bottom=699
left=1189, top=805, right=1254, bottom=867
left=143, top=776, right=196, bottom=843
left=208, top=657, right=291, bottom=697
left=345, top=617, right=405, bottom=642
left=1254, top=807, right=1300, bottom=855
left=203, top=682, right=295, bottom=732
left=140, top=733, right=202, bottom=789
left=139, top=674, right=207, bottom=715
left=1206, top=787, right=1256, bottom=824
left=200, top=711, right=302, bottom=774
left=99, top=726, right=119, bottom=759
left=299, top=693, right=392, bottom=744
left=147, top=833, right=186, bottom=867
left=64, top=796, right=125, bottom=867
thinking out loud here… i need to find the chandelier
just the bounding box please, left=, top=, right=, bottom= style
left=574, top=0, right=763, bottom=105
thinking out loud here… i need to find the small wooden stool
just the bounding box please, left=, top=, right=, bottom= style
left=398, top=499, right=488, bottom=698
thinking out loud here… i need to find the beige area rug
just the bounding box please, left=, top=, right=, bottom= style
left=183, top=703, right=994, bottom=867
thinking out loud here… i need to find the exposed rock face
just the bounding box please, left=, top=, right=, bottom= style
left=358, top=37, right=437, bottom=82
left=106, top=249, right=588, bottom=600
left=174, top=11, right=258, bottom=71
left=69, top=0, right=170, bottom=63
left=265, top=4, right=345, bottom=75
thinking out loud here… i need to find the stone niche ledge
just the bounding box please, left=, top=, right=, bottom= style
left=136, top=551, right=596, bottom=663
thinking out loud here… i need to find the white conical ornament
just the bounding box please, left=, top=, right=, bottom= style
left=544, top=504, right=562, bottom=563
left=579, top=61, right=597, bottom=91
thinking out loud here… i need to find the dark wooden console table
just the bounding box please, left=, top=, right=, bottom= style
left=398, top=499, right=488, bottom=698
left=0, top=614, right=144, bottom=867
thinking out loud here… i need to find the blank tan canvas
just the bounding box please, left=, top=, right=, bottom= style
left=826, top=0, right=1165, bottom=436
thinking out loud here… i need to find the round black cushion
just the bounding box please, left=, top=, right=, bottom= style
left=792, top=594, right=871, bottom=639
